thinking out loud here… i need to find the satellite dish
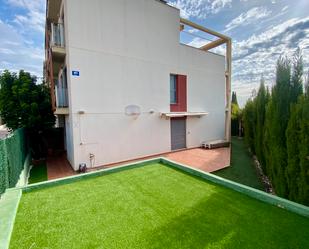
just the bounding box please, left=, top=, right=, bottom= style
left=125, top=105, right=141, bottom=116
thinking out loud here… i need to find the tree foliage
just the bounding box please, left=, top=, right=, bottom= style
left=242, top=49, right=308, bottom=205
left=286, top=90, right=309, bottom=205
left=231, top=91, right=238, bottom=106
left=231, top=91, right=241, bottom=136
left=254, top=79, right=269, bottom=169
left=264, top=56, right=294, bottom=196
left=243, top=99, right=256, bottom=152
left=0, top=70, right=55, bottom=159
left=0, top=70, right=55, bottom=131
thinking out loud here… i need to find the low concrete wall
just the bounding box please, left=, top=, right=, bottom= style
left=15, top=153, right=31, bottom=188
left=1, top=157, right=308, bottom=249
left=0, top=189, right=22, bottom=249
left=162, top=158, right=309, bottom=218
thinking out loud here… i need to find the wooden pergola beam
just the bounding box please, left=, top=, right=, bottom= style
left=200, top=38, right=226, bottom=51
left=180, top=18, right=230, bottom=41
left=180, top=18, right=232, bottom=143
left=225, top=39, right=232, bottom=142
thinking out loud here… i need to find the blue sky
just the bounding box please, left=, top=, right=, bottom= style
left=0, top=0, right=309, bottom=105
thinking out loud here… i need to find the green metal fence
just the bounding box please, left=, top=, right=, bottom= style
left=0, top=129, right=28, bottom=194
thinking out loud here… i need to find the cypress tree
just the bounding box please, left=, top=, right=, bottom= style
left=264, top=57, right=291, bottom=197
left=286, top=69, right=309, bottom=205
left=298, top=93, right=309, bottom=205
left=231, top=91, right=240, bottom=136
left=290, top=48, right=303, bottom=103
left=243, top=99, right=256, bottom=153
left=285, top=49, right=304, bottom=201
left=254, top=78, right=268, bottom=170
left=305, top=70, right=309, bottom=95
left=286, top=100, right=301, bottom=201
left=232, top=91, right=238, bottom=105
left=240, top=50, right=308, bottom=203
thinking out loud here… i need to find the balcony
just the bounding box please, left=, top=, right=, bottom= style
left=47, top=0, right=62, bottom=23
left=55, top=83, right=68, bottom=107
left=50, top=23, right=65, bottom=60
left=54, top=69, right=69, bottom=115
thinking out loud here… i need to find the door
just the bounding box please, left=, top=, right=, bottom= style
left=171, top=117, right=186, bottom=150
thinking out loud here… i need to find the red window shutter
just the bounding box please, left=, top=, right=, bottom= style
left=170, top=75, right=187, bottom=112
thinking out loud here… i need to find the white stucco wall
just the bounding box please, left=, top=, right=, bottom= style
left=64, top=0, right=225, bottom=170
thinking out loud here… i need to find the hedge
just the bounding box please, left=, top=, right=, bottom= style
left=0, top=129, right=28, bottom=194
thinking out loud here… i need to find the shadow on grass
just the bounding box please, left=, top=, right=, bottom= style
left=143, top=189, right=309, bottom=249
left=28, top=162, right=48, bottom=184
left=214, top=137, right=264, bottom=190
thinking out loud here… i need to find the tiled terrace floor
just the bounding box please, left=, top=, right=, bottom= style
left=46, top=147, right=230, bottom=180
left=47, top=154, right=76, bottom=180
left=165, top=147, right=230, bottom=172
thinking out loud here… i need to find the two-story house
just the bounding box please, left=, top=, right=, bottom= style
left=44, top=0, right=232, bottom=171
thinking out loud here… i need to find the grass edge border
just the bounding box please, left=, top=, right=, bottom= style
left=3, top=157, right=308, bottom=249
left=0, top=189, right=22, bottom=249
left=16, top=157, right=161, bottom=193
left=161, top=158, right=309, bottom=218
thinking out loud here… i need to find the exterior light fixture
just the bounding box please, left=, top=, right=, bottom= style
left=125, top=105, right=141, bottom=119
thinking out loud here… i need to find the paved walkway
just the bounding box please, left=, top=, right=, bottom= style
left=46, top=147, right=230, bottom=180
left=47, top=154, right=76, bottom=180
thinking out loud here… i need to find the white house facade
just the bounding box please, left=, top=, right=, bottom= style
left=45, top=0, right=232, bottom=170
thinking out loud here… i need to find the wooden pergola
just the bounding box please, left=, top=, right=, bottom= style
left=180, top=18, right=232, bottom=143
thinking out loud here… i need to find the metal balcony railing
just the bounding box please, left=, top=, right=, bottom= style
left=51, top=23, right=65, bottom=47
left=55, top=85, right=68, bottom=108
left=55, top=70, right=68, bottom=108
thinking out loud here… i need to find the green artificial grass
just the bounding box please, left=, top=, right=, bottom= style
left=214, top=137, right=264, bottom=190
left=10, top=163, right=309, bottom=249
left=28, top=162, right=48, bottom=184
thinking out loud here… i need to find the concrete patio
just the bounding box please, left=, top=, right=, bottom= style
left=46, top=147, right=230, bottom=180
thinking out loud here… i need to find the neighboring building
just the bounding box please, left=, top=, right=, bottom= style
left=44, top=0, right=232, bottom=170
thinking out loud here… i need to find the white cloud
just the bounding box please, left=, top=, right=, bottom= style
left=0, top=20, right=44, bottom=77
left=282, top=5, right=289, bottom=12
left=187, top=28, right=199, bottom=34
left=6, top=0, right=45, bottom=12
left=232, top=16, right=309, bottom=106
left=187, top=37, right=208, bottom=48
left=211, top=0, right=232, bottom=14
left=13, top=10, right=45, bottom=32
left=225, top=7, right=272, bottom=32
left=168, top=0, right=232, bottom=19
left=0, top=0, right=46, bottom=77
left=6, top=0, right=45, bottom=32
left=0, top=48, right=16, bottom=55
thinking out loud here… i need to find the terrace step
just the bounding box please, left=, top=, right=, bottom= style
left=201, top=139, right=230, bottom=149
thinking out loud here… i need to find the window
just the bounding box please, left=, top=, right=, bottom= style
left=170, top=74, right=177, bottom=104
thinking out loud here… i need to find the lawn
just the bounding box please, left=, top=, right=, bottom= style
left=10, top=163, right=309, bottom=249
left=214, top=137, right=264, bottom=190
left=28, top=162, right=48, bottom=184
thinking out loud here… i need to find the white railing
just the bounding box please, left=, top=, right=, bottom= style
left=51, top=23, right=65, bottom=47
left=55, top=69, right=68, bottom=107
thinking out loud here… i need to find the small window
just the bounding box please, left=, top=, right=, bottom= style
left=170, top=75, right=177, bottom=104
